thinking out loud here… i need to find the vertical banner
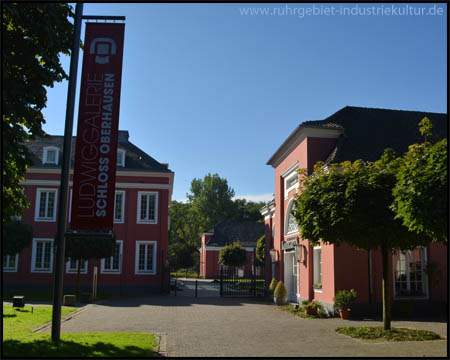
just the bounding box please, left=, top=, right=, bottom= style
left=71, top=23, right=125, bottom=230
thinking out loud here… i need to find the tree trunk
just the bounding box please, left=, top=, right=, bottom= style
left=76, top=260, right=81, bottom=300
left=381, top=245, right=391, bottom=330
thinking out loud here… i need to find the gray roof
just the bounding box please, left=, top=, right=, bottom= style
left=267, top=106, right=447, bottom=166
left=205, top=221, right=265, bottom=248
left=24, top=130, right=173, bottom=173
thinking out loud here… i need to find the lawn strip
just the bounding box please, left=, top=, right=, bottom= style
left=335, top=326, right=442, bottom=342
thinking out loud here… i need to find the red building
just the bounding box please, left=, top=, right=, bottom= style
left=199, top=221, right=265, bottom=278
left=262, top=106, right=447, bottom=315
left=3, top=130, right=174, bottom=295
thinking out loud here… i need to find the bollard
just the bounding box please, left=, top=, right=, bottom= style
left=174, top=278, right=177, bottom=296
left=195, top=280, right=198, bottom=298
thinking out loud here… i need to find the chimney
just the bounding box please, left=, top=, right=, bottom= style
left=118, top=130, right=129, bottom=142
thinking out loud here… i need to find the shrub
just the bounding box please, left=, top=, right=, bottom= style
left=333, top=289, right=357, bottom=313
left=269, top=278, right=278, bottom=294
left=273, top=281, right=287, bottom=298
left=300, top=299, right=327, bottom=318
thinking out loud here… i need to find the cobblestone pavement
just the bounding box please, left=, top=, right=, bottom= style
left=36, top=287, right=447, bottom=358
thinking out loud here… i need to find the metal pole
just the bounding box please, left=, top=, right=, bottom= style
left=195, top=280, right=198, bottom=298
left=51, top=3, right=83, bottom=343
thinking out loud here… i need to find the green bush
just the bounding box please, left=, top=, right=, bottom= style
left=300, top=299, right=327, bottom=318
left=273, top=281, right=287, bottom=298
left=269, top=278, right=278, bottom=294
left=333, top=289, right=357, bottom=313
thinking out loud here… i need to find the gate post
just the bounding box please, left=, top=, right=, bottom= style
left=220, top=267, right=223, bottom=297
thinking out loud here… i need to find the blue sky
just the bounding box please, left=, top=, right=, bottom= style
left=42, top=3, right=447, bottom=202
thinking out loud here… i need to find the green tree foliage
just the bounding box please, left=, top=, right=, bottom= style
left=2, top=3, right=74, bottom=222
left=64, top=231, right=116, bottom=297
left=168, top=240, right=197, bottom=272
left=254, top=234, right=265, bottom=267
left=168, top=201, right=202, bottom=246
left=231, top=199, right=264, bottom=222
left=188, top=173, right=236, bottom=231
left=392, top=118, right=447, bottom=242
left=292, top=151, right=434, bottom=330
left=2, top=221, right=33, bottom=255
left=219, top=242, right=247, bottom=268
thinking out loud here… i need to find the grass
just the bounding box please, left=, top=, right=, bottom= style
left=2, top=290, right=114, bottom=302
left=335, top=326, right=442, bottom=342
left=277, top=304, right=325, bottom=319
left=171, top=271, right=202, bottom=279
left=3, top=305, right=159, bottom=357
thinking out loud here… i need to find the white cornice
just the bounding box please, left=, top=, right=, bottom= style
left=281, top=162, right=299, bottom=178
left=267, top=127, right=342, bottom=168
left=20, top=179, right=172, bottom=190
left=204, top=246, right=255, bottom=251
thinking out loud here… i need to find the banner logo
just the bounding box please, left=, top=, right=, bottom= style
left=71, top=23, right=125, bottom=230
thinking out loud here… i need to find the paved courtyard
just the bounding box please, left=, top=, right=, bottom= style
left=37, top=283, right=447, bottom=357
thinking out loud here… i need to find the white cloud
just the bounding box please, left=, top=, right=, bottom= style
left=233, top=193, right=274, bottom=203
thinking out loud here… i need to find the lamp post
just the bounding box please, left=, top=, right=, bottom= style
left=51, top=2, right=83, bottom=343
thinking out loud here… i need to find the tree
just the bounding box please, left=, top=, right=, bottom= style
left=64, top=232, right=116, bottom=298
left=219, top=242, right=247, bottom=273
left=392, top=118, right=447, bottom=242
left=188, top=173, right=236, bottom=231
left=231, top=199, right=264, bottom=222
left=2, top=221, right=33, bottom=255
left=168, top=240, right=197, bottom=276
left=2, top=3, right=74, bottom=222
left=254, top=234, right=265, bottom=267
left=168, top=201, right=202, bottom=247
left=292, top=150, right=434, bottom=330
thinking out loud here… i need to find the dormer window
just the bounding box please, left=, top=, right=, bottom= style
left=117, top=149, right=126, bottom=167
left=43, top=146, right=59, bottom=165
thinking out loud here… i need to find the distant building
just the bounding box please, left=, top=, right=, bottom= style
left=3, top=131, right=174, bottom=295
left=199, top=221, right=265, bottom=278
left=263, top=106, right=447, bottom=315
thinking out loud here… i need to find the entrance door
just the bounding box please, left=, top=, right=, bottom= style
left=284, top=252, right=297, bottom=302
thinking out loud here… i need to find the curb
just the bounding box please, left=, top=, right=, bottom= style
left=155, top=333, right=168, bottom=357
left=33, top=304, right=92, bottom=333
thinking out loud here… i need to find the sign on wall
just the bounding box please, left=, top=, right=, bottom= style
left=71, top=23, right=125, bottom=230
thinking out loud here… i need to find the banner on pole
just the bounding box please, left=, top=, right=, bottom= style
left=71, top=23, right=125, bottom=230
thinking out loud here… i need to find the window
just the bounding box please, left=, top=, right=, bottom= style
left=117, top=149, right=126, bottom=167
left=3, top=254, right=19, bottom=272
left=31, top=239, right=53, bottom=273
left=43, top=146, right=59, bottom=165
left=283, top=162, right=299, bottom=199
left=137, top=192, right=158, bottom=224
left=393, top=248, right=428, bottom=298
left=66, top=259, right=88, bottom=274
left=35, top=188, right=58, bottom=221
left=101, top=241, right=123, bottom=273
left=135, top=241, right=157, bottom=274
left=284, top=199, right=298, bottom=235
left=114, top=191, right=125, bottom=223
left=313, top=247, right=322, bottom=290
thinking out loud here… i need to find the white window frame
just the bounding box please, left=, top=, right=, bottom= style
left=65, top=259, right=88, bottom=274
left=43, top=146, right=59, bottom=165
left=137, top=191, right=158, bottom=224
left=101, top=240, right=123, bottom=274
left=114, top=191, right=125, bottom=223
left=282, top=162, right=299, bottom=200
left=393, top=248, right=428, bottom=299
left=35, top=188, right=58, bottom=222
left=117, top=149, right=126, bottom=167
left=284, top=198, right=298, bottom=236
left=135, top=240, right=157, bottom=275
left=3, top=253, right=19, bottom=272
left=313, top=246, right=322, bottom=292
left=31, top=238, right=54, bottom=273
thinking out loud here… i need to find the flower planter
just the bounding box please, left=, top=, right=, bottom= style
left=274, top=296, right=287, bottom=305
left=339, top=308, right=351, bottom=320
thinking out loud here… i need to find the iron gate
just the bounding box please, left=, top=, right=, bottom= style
left=219, top=266, right=265, bottom=297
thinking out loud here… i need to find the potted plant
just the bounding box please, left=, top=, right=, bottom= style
left=273, top=281, right=288, bottom=305
left=269, top=278, right=278, bottom=294
left=301, top=299, right=325, bottom=316
left=333, top=289, right=356, bottom=320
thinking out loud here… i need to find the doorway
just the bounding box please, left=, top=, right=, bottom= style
left=284, top=251, right=298, bottom=302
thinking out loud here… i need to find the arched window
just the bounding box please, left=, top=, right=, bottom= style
left=284, top=199, right=298, bottom=236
